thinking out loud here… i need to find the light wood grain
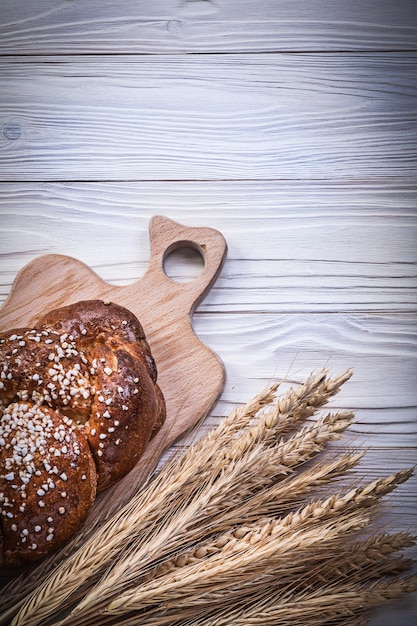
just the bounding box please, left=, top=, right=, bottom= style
left=1, top=182, right=416, bottom=312
left=196, top=312, right=417, bottom=412
left=1, top=54, right=416, bottom=181
left=192, top=309, right=417, bottom=452
left=0, top=0, right=416, bottom=54
left=0, top=0, right=416, bottom=621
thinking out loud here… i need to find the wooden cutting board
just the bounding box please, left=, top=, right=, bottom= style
left=0, top=215, right=227, bottom=524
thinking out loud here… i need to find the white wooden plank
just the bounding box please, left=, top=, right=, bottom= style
left=0, top=0, right=416, bottom=54
left=1, top=182, right=416, bottom=312
left=193, top=311, right=417, bottom=416
left=1, top=54, right=416, bottom=181
left=1, top=186, right=415, bottom=438
left=192, top=310, right=417, bottom=624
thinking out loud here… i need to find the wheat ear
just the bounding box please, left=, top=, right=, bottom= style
left=0, top=381, right=281, bottom=623
left=144, top=448, right=364, bottom=582
left=7, top=370, right=415, bottom=626
left=63, top=408, right=356, bottom=622
left=100, top=468, right=411, bottom=618
left=1, top=370, right=348, bottom=624
left=206, top=575, right=417, bottom=626
left=65, top=374, right=353, bottom=604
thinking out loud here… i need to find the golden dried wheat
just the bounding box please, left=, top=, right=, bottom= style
left=1, top=369, right=415, bottom=626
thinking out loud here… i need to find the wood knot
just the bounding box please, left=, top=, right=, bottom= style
left=2, top=122, right=21, bottom=140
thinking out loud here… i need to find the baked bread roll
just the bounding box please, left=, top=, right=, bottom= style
left=0, top=300, right=166, bottom=566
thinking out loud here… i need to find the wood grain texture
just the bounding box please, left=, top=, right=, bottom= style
left=0, top=182, right=416, bottom=312
left=1, top=54, right=416, bottom=181
left=0, top=0, right=416, bottom=54
left=192, top=309, right=417, bottom=457
left=0, top=0, right=416, bottom=621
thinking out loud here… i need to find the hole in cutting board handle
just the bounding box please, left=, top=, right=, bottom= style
left=163, top=241, right=205, bottom=283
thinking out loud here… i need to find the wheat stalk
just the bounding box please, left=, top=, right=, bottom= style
left=2, top=369, right=415, bottom=626
left=53, top=469, right=412, bottom=626
left=129, top=574, right=417, bottom=626
left=96, top=562, right=417, bottom=626
left=0, top=369, right=347, bottom=621
left=0, top=379, right=281, bottom=621
left=59, top=408, right=356, bottom=622
left=144, top=449, right=366, bottom=582
left=212, top=575, right=417, bottom=626
left=7, top=370, right=348, bottom=625
left=100, top=468, right=411, bottom=617
left=52, top=511, right=372, bottom=626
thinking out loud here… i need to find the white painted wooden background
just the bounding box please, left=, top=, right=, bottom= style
left=0, top=1, right=416, bottom=624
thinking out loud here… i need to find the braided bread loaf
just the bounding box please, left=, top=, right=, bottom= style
left=0, top=300, right=166, bottom=566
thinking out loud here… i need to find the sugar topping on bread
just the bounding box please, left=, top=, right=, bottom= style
left=0, top=300, right=166, bottom=566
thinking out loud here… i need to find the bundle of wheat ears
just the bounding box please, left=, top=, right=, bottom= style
left=0, top=369, right=416, bottom=626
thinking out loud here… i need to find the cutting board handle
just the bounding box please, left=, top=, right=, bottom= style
left=143, top=216, right=227, bottom=313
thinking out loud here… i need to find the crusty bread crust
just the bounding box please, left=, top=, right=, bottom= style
left=0, top=403, right=97, bottom=566
left=0, top=300, right=166, bottom=566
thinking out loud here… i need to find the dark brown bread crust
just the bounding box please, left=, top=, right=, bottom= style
left=0, top=300, right=166, bottom=566
left=0, top=403, right=96, bottom=566
left=37, top=300, right=166, bottom=491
